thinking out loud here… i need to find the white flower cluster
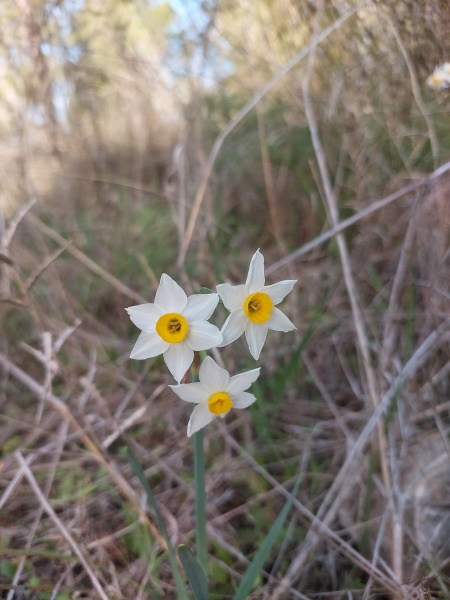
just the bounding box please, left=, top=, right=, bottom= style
left=427, top=63, right=450, bottom=90
left=126, top=250, right=297, bottom=436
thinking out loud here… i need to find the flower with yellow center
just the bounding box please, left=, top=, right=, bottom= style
left=217, top=250, right=297, bottom=360
left=170, top=356, right=260, bottom=437
left=427, top=63, right=450, bottom=90
left=126, top=274, right=222, bottom=383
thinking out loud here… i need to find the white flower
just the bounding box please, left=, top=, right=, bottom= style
left=170, top=356, right=260, bottom=436
left=126, top=274, right=222, bottom=383
left=217, top=250, right=297, bottom=360
left=427, top=63, right=450, bottom=90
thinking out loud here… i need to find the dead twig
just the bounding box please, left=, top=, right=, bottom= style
left=25, top=240, right=73, bottom=291
left=15, top=451, right=110, bottom=600
left=3, top=198, right=37, bottom=249
left=0, top=352, right=166, bottom=550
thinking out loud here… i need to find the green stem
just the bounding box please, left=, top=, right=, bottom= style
left=194, top=427, right=207, bottom=576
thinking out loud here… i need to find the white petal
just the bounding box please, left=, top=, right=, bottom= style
left=130, top=331, right=169, bottom=360
left=154, top=274, right=187, bottom=312
left=187, top=321, right=223, bottom=351
left=164, top=343, right=193, bottom=383
left=183, top=293, right=219, bottom=321
left=199, top=356, right=230, bottom=392
left=262, top=280, right=297, bottom=305
left=245, top=250, right=265, bottom=293
left=245, top=321, right=268, bottom=360
left=227, top=368, right=261, bottom=394
left=219, top=311, right=247, bottom=347
left=268, top=307, right=296, bottom=332
left=216, top=283, right=247, bottom=312
left=126, top=303, right=163, bottom=331
left=170, top=382, right=207, bottom=404
left=187, top=403, right=214, bottom=437
left=232, top=391, right=257, bottom=409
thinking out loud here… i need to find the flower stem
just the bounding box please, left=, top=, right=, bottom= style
left=194, top=428, right=207, bottom=575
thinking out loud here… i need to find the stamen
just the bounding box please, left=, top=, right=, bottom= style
left=248, top=299, right=261, bottom=312
left=169, top=319, right=181, bottom=333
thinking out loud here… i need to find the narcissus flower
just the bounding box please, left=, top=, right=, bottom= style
left=170, top=356, right=260, bottom=436
left=217, top=250, right=297, bottom=360
left=427, top=63, right=450, bottom=90
left=126, top=275, right=222, bottom=383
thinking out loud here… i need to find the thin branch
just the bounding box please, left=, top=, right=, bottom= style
left=103, top=382, right=166, bottom=449
left=53, top=318, right=82, bottom=353
left=3, top=197, right=37, bottom=248
left=25, top=240, right=73, bottom=291
left=379, top=194, right=421, bottom=382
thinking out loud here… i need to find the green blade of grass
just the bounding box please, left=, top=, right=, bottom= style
left=178, top=544, right=209, bottom=600
left=193, top=350, right=208, bottom=577
left=126, top=447, right=189, bottom=600
left=0, top=548, right=77, bottom=560
left=194, top=428, right=207, bottom=575
left=283, top=318, right=318, bottom=383
left=232, top=475, right=302, bottom=600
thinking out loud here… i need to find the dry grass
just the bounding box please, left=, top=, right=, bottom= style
left=1, top=162, right=449, bottom=599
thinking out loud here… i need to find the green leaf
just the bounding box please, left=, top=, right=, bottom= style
left=199, top=287, right=214, bottom=294
left=193, top=429, right=207, bottom=575
left=283, top=319, right=317, bottom=382
left=232, top=475, right=302, bottom=600
left=178, top=544, right=209, bottom=600
left=126, top=448, right=189, bottom=600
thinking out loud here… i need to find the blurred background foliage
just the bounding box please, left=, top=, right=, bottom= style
left=1, top=0, right=449, bottom=225
left=2, top=0, right=449, bottom=318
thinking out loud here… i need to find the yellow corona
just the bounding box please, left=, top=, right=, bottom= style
left=208, top=391, right=233, bottom=415
left=243, top=292, right=273, bottom=324
left=156, top=313, right=188, bottom=343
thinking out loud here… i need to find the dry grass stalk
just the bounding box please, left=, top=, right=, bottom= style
left=222, top=425, right=401, bottom=597
left=6, top=421, right=68, bottom=600
left=265, top=159, right=450, bottom=276
left=0, top=353, right=166, bottom=550
left=387, top=16, right=439, bottom=168
left=178, top=4, right=363, bottom=268
left=15, top=451, right=109, bottom=600
left=302, top=0, right=391, bottom=566
left=256, top=107, right=286, bottom=252
left=270, top=318, right=449, bottom=597
left=29, top=214, right=146, bottom=304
